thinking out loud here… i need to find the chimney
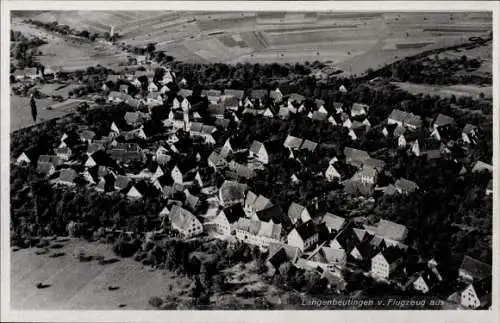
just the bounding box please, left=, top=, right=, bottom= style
left=110, top=25, right=115, bottom=37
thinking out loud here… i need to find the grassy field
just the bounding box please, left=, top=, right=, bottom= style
left=11, top=239, right=191, bottom=310
left=392, top=82, right=492, bottom=99
left=12, top=11, right=492, bottom=75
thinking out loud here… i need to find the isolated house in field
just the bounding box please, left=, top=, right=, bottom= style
left=55, top=168, right=78, bottom=186
left=325, top=164, right=342, bottom=182
left=287, top=220, right=319, bottom=251
left=371, top=247, right=405, bottom=279
left=287, top=202, right=311, bottom=225
left=472, top=161, right=493, bottom=174
left=249, top=140, right=269, bottom=164
left=170, top=205, right=203, bottom=238
left=460, top=276, right=492, bottom=309
left=219, top=180, right=247, bottom=207
left=458, top=256, right=492, bottom=283
left=351, top=103, right=368, bottom=117
left=462, top=124, right=478, bottom=144
left=283, top=135, right=303, bottom=150
left=394, top=178, right=419, bottom=195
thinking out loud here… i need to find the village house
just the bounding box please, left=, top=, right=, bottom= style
left=16, top=151, right=34, bottom=165
left=126, top=181, right=149, bottom=200
left=36, top=162, right=56, bottom=178
left=204, top=204, right=244, bottom=236
left=108, top=91, right=129, bottom=103
left=54, top=168, right=78, bottom=187
left=408, top=263, right=443, bottom=294
left=462, top=124, right=478, bottom=144
left=471, top=160, right=493, bottom=174
left=287, top=202, right=311, bottom=225
left=169, top=205, right=204, bottom=238
left=321, top=213, right=346, bottom=234
left=287, top=93, right=305, bottom=108
left=38, top=155, right=63, bottom=167
left=371, top=246, right=405, bottom=279
left=364, top=219, right=408, bottom=242
left=300, top=139, right=318, bottom=152
left=344, top=147, right=370, bottom=168
left=325, top=163, right=342, bottom=182
left=270, top=88, right=283, bottom=103
left=79, top=130, right=96, bottom=144
left=411, top=139, right=441, bottom=159
left=53, top=146, right=72, bottom=161
left=351, top=103, right=368, bottom=117
left=283, top=135, right=303, bottom=150
left=458, top=255, right=492, bottom=282
left=233, top=217, right=282, bottom=247
left=460, top=276, right=492, bottom=309
left=147, top=92, right=163, bottom=107
left=287, top=220, right=319, bottom=251
left=387, top=109, right=422, bottom=130
left=219, top=180, right=247, bottom=207
left=267, top=242, right=303, bottom=270
left=394, top=178, right=419, bottom=194
left=207, top=151, right=227, bottom=169
left=244, top=191, right=273, bottom=218
left=309, top=246, right=347, bottom=269
left=249, top=140, right=269, bottom=164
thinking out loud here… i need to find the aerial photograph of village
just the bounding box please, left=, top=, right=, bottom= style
left=9, top=10, right=493, bottom=310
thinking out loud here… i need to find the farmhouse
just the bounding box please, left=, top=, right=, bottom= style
left=309, top=246, right=347, bottom=268
left=204, top=205, right=244, bottom=236
left=170, top=205, right=204, bottom=238
left=458, top=256, right=492, bottom=282
left=460, top=277, right=492, bottom=309
left=233, top=217, right=282, bottom=247
left=351, top=103, right=368, bottom=117
left=54, top=168, right=78, bottom=187
left=249, top=140, right=269, bottom=164
left=267, top=243, right=303, bottom=269
left=364, top=219, right=408, bottom=242
left=219, top=180, right=247, bottom=207
left=287, top=220, right=319, bottom=251
left=283, top=135, right=303, bottom=150
left=244, top=191, right=273, bottom=218
left=321, top=213, right=346, bottom=233
left=371, top=247, right=405, bottom=279
left=287, top=202, right=311, bottom=225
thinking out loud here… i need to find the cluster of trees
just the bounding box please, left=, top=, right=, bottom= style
left=375, top=54, right=490, bottom=85
left=10, top=30, right=46, bottom=69
left=23, top=19, right=121, bottom=42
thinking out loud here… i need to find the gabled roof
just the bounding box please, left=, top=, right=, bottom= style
left=322, top=213, right=345, bottom=232
left=256, top=205, right=289, bottom=227
left=219, top=180, right=247, bottom=203
left=288, top=93, right=305, bottom=104
left=124, top=112, right=141, bottom=124
left=463, top=123, right=477, bottom=134
left=295, top=220, right=317, bottom=240
left=253, top=195, right=273, bottom=212
left=344, top=147, right=370, bottom=165
left=38, top=155, right=61, bottom=165
left=250, top=89, right=268, bottom=100
left=170, top=205, right=199, bottom=231
left=114, top=175, right=131, bottom=190
left=472, top=161, right=493, bottom=173
left=351, top=103, right=368, bottom=114
left=460, top=256, right=492, bottom=281
left=366, top=219, right=407, bottom=241
left=284, top=135, right=303, bottom=149
left=300, top=139, right=318, bottom=152
left=58, top=168, right=77, bottom=183
left=288, top=202, right=307, bottom=223
left=388, top=109, right=409, bottom=122
left=79, top=130, right=96, bottom=141
left=379, top=246, right=405, bottom=264
left=395, top=178, right=419, bottom=192
left=36, top=162, right=54, bottom=175
left=224, top=203, right=246, bottom=224
left=311, top=111, right=328, bottom=121
left=434, top=113, right=455, bottom=127
left=249, top=140, right=265, bottom=154
left=245, top=191, right=258, bottom=207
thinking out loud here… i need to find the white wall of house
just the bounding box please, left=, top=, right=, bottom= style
left=287, top=229, right=305, bottom=251
left=371, top=253, right=390, bottom=278
left=413, top=276, right=429, bottom=294
left=461, top=284, right=480, bottom=309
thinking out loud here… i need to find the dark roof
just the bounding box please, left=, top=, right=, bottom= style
left=256, top=205, right=290, bottom=227
left=471, top=276, right=492, bottom=298
left=380, top=246, right=405, bottom=264
left=354, top=239, right=375, bottom=259
left=58, top=168, right=77, bottom=183
left=460, top=256, right=492, bottom=281
left=295, top=220, right=317, bottom=240
left=224, top=203, right=245, bottom=224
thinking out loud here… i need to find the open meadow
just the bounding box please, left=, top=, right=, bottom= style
left=12, top=11, right=492, bottom=75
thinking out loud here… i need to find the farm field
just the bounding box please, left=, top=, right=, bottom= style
left=11, top=238, right=286, bottom=309
left=11, top=239, right=190, bottom=310
left=392, top=82, right=492, bottom=99
left=13, top=11, right=492, bottom=76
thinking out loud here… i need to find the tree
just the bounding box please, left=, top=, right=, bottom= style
left=148, top=296, right=163, bottom=308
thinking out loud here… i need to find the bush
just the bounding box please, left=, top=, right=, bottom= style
left=112, top=240, right=138, bottom=258
left=148, top=296, right=164, bottom=308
